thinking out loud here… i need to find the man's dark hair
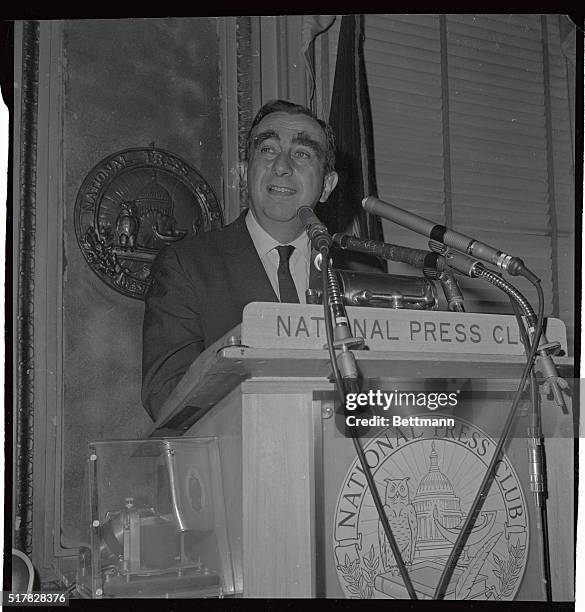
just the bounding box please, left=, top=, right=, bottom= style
left=245, top=99, right=336, bottom=174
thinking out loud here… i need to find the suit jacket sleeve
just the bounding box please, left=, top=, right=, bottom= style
left=141, top=245, right=204, bottom=421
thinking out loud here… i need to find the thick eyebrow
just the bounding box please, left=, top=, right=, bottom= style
left=252, top=129, right=325, bottom=159
left=293, top=132, right=325, bottom=159
left=252, top=130, right=279, bottom=149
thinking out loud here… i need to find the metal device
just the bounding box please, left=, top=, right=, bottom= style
left=77, top=438, right=233, bottom=599
left=308, top=269, right=438, bottom=310
left=77, top=498, right=219, bottom=598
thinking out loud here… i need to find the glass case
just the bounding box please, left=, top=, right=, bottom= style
left=76, top=437, right=234, bottom=598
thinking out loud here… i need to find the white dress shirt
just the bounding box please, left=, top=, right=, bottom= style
left=245, top=209, right=311, bottom=303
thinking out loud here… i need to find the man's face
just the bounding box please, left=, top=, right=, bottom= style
left=244, top=111, right=338, bottom=239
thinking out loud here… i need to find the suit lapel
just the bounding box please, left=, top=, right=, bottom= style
left=222, top=212, right=279, bottom=303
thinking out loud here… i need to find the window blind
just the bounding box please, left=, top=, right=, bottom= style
left=446, top=14, right=552, bottom=315
left=545, top=15, right=575, bottom=353
left=328, top=14, right=574, bottom=352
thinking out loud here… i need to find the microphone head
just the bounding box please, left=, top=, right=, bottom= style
left=297, top=205, right=319, bottom=228
left=297, top=206, right=332, bottom=252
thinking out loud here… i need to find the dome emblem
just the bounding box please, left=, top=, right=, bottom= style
left=333, top=418, right=529, bottom=600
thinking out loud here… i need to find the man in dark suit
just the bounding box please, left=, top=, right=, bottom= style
left=142, top=100, right=339, bottom=419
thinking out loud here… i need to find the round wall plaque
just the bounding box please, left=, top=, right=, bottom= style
left=74, top=147, right=223, bottom=299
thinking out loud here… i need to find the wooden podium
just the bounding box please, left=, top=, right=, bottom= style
left=148, top=303, right=574, bottom=600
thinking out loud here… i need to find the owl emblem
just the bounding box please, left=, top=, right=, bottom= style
left=116, top=201, right=139, bottom=251
left=378, top=477, right=418, bottom=572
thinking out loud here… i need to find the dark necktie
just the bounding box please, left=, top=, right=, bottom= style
left=276, top=245, right=300, bottom=303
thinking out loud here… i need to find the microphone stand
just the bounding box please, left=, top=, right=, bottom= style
left=321, top=252, right=418, bottom=600
left=510, top=298, right=553, bottom=601
left=298, top=213, right=419, bottom=598
left=432, top=268, right=564, bottom=600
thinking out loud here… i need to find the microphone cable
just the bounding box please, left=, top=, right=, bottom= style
left=320, top=249, right=418, bottom=600
left=509, top=296, right=553, bottom=602
left=433, top=272, right=545, bottom=599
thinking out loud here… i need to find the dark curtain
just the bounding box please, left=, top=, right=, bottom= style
left=316, top=14, right=385, bottom=270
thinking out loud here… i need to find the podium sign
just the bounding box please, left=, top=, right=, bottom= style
left=241, top=303, right=568, bottom=356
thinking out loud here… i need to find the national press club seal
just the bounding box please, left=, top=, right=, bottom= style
left=74, top=147, right=223, bottom=299
left=333, top=418, right=529, bottom=600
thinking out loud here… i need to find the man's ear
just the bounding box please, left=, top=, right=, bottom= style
left=319, top=171, right=339, bottom=203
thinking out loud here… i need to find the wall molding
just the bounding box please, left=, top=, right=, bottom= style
left=218, top=17, right=241, bottom=224
left=13, top=20, right=67, bottom=582
left=14, top=19, right=39, bottom=558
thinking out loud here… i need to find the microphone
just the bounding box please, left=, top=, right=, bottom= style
left=333, top=233, right=443, bottom=273
left=334, top=232, right=489, bottom=279
left=297, top=206, right=333, bottom=253
left=362, top=196, right=529, bottom=277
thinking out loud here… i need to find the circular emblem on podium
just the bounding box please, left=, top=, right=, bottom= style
left=333, top=419, right=528, bottom=600
left=74, top=147, right=223, bottom=299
